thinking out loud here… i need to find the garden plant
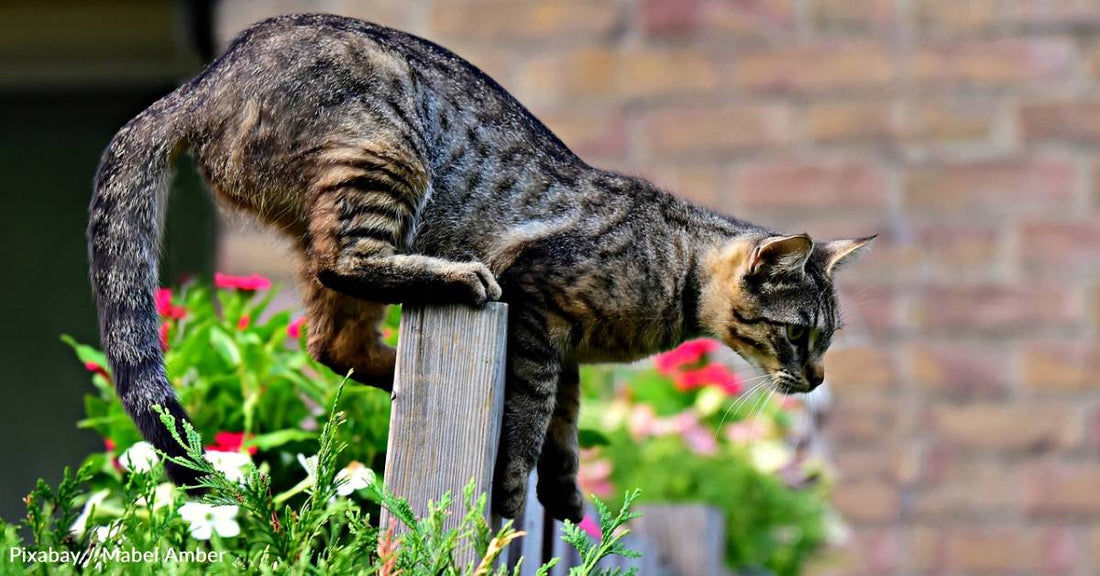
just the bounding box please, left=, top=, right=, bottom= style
left=0, top=277, right=835, bottom=574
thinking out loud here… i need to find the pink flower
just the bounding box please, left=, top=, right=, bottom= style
left=214, top=273, right=272, bottom=291
left=674, top=363, right=742, bottom=395
left=155, top=288, right=187, bottom=320
left=627, top=405, right=660, bottom=439
left=287, top=317, right=306, bottom=339
left=237, top=315, right=251, bottom=331
left=159, top=322, right=170, bottom=351
left=654, top=339, right=720, bottom=374
left=84, top=361, right=110, bottom=381
left=579, top=514, right=601, bottom=540
left=103, top=438, right=116, bottom=452
left=578, top=458, right=614, bottom=498
left=207, top=431, right=257, bottom=455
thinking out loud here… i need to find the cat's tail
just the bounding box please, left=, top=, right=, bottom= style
left=87, top=90, right=201, bottom=486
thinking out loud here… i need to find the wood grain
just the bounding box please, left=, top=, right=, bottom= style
left=380, top=303, right=508, bottom=549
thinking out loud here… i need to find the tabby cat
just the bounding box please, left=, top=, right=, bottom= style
left=89, top=14, right=873, bottom=522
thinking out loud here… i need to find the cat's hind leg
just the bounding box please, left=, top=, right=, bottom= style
left=302, top=279, right=396, bottom=390
left=306, top=147, right=501, bottom=306
left=493, top=307, right=562, bottom=519
left=536, top=363, right=585, bottom=522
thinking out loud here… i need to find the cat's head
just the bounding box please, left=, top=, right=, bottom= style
left=699, top=233, right=874, bottom=393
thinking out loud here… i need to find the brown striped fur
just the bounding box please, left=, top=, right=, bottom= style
left=88, top=14, right=872, bottom=522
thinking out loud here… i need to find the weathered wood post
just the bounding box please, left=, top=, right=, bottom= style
left=634, top=504, right=730, bottom=576
left=381, top=303, right=509, bottom=541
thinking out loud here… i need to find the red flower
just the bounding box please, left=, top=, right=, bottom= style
left=207, top=431, right=257, bottom=455
left=155, top=288, right=187, bottom=320
left=84, top=361, right=111, bottom=381
left=287, top=316, right=306, bottom=339
left=654, top=339, right=720, bottom=374
left=159, top=322, right=170, bottom=351
left=103, top=438, right=116, bottom=452
left=215, top=273, right=272, bottom=291
left=674, top=363, right=742, bottom=395
left=237, top=314, right=251, bottom=331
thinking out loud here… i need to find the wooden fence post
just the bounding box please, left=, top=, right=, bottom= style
left=633, top=504, right=729, bottom=576
left=381, top=303, right=509, bottom=543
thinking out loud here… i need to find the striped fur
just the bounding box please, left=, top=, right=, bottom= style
left=88, top=14, right=872, bottom=522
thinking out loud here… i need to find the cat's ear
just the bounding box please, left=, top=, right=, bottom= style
left=749, top=234, right=814, bottom=277
left=821, top=235, right=876, bottom=275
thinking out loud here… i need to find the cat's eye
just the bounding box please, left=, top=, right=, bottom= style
left=785, top=324, right=807, bottom=342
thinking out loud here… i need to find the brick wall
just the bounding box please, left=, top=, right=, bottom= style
left=214, top=1, right=1100, bottom=574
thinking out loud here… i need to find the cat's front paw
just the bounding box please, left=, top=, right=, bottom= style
left=492, top=472, right=528, bottom=519
left=537, top=477, right=584, bottom=523
left=445, top=262, right=502, bottom=306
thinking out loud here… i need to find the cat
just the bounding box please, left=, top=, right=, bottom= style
left=88, top=13, right=873, bottom=523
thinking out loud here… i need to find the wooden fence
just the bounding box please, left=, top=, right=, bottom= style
left=382, top=304, right=729, bottom=575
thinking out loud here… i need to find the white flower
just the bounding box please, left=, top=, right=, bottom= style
left=750, top=440, right=793, bottom=474
left=178, top=503, right=240, bottom=540
left=119, top=441, right=160, bottom=473
left=94, top=523, right=121, bottom=543
left=70, top=489, right=110, bottom=536
left=136, top=483, right=176, bottom=510
left=297, top=453, right=318, bottom=483
left=335, top=462, right=375, bottom=496
left=204, top=450, right=252, bottom=484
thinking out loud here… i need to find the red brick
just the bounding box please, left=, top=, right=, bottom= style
left=639, top=104, right=791, bottom=157
left=836, top=285, right=901, bottom=339
left=831, top=480, right=900, bottom=522
left=825, top=346, right=897, bottom=392
left=1004, top=0, right=1100, bottom=28
left=805, top=101, right=893, bottom=143
left=928, top=403, right=1079, bottom=452
left=908, top=344, right=1008, bottom=398
left=699, top=0, right=795, bottom=37
left=915, top=451, right=1023, bottom=517
left=1022, top=102, right=1100, bottom=144
left=945, top=526, right=1040, bottom=573
left=731, top=160, right=890, bottom=213
left=811, top=0, right=896, bottom=30
left=1040, top=527, right=1078, bottom=575
left=829, top=393, right=903, bottom=445
left=912, top=285, right=1081, bottom=335
left=903, top=159, right=1077, bottom=219
left=915, top=0, right=999, bottom=34
left=1023, top=343, right=1100, bottom=393
left=733, top=42, right=895, bottom=94
left=1092, top=527, right=1100, bottom=571
left=539, top=108, right=628, bottom=162
left=1026, top=462, right=1100, bottom=517
left=912, top=39, right=1076, bottom=87
left=1022, top=220, right=1100, bottom=278
left=640, top=0, right=699, bottom=36
left=833, top=446, right=903, bottom=482
left=845, top=528, right=900, bottom=574
left=646, top=165, right=725, bottom=209
left=429, top=1, right=622, bottom=43
left=899, top=100, right=999, bottom=144
left=517, top=48, right=721, bottom=103
left=917, top=224, right=1001, bottom=280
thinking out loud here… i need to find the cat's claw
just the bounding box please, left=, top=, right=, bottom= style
left=451, top=262, right=502, bottom=305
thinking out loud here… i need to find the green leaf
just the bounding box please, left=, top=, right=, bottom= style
left=577, top=428, right=611, bottom=448
left=245, top=429, right=317, bottom=452
left=209, top=326, right=242, bottom=366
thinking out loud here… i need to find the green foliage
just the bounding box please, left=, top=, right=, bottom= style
left=2, top=278, right=641, bottom=574
left=1, top=379, right=640, bottom=574
left=579, top=343, right=837, bottom=576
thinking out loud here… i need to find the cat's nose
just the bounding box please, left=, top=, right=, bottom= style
left=806, top=363, right=825, bottom=389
